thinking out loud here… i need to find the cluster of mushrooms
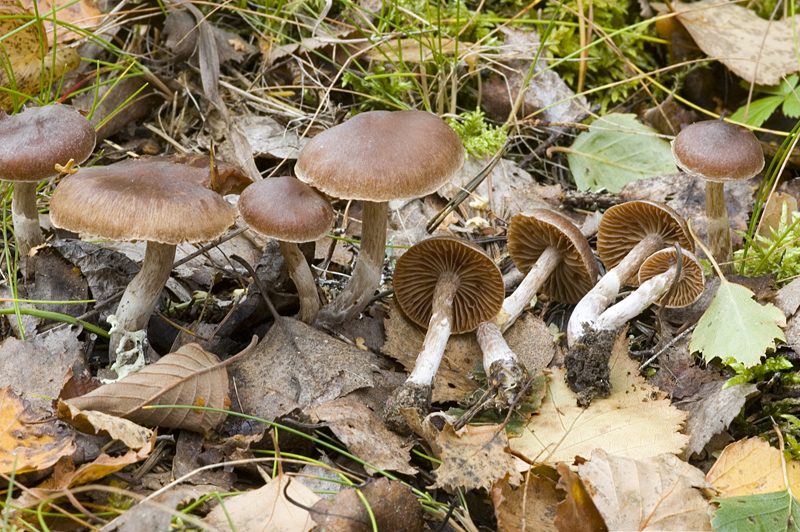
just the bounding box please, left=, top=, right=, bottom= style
left=1, top=104, right=765, bottom=433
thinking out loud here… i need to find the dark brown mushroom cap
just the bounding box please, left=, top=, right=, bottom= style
left=50, top=159, right=236, bottom=245
left=393, top=237, right=504, bottom=334
left=597, top=200, right=693, bottom=283
left=638, top=248, right=705, bottom=307
left=0, top=105, right=95, bottom=182
left=295, top=110, right=465, bottom=202
left=671, top=121, right=764, bottom=183
left=507, top=209, right=598, bottom=304
left=239, top=176, right=334, bottom=243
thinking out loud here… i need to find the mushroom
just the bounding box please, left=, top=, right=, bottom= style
left=594, top=247, right=705, bottom=331
left=671, top=120, right=764, bottom=275
left=50, top=157, right=247, bottom=364
left=385, top=236, right=504, bottom=433
left=567, top=200, right=693, bottom=346
left=295, top=110, right=465, bottom=328
left=477, top=209, right=598, bottom=399
left=0, top=105, right=95, bottom=266
left=238, top=176, right=334, bottom=324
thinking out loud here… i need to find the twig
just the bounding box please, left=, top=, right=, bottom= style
left=638, top=323, right=696, bottom=371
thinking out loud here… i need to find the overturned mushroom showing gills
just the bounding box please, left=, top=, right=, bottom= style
left=567, top=200, right=693, bottom=346
left=386, top=237, right=504, bottom=434
left=672, top=121, right=764, bottom=275
left=238, top=176, right=334, bottom=324
left=295, top=110, right=465, bottom=328
left=50, top=158, right=245, bottom=361
left=594, top=247, right=704, bottom=331
left=0, top=105, right=95, bottom=264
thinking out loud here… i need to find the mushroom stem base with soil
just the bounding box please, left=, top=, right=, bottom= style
left=12, top=181, right=43, bottom=273
left=384, top=272, right=457, bottom=434
left=477, top=321, right=529, bottom=403
left=706, top=180, right=733, bottom=275
left=110, top=241, right=177, bottom=361
left=279, top=240, right=320, bottom=325
left=315, top=201, right=388, bottom=328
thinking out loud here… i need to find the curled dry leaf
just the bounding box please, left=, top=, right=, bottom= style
left=555, top=462, right=609, bottom=532
left=0, top=387, right=75, bottom=474
left=57, top=402, right=153, bottom=450
left=492, top=469, right=561, bottom=532
left=62, top=341, right=246, bottom=433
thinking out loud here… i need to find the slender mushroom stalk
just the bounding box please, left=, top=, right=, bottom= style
left=238, top=176, right=334, bottom=325
left=567, top=201, right=693, bottom=347
left=11, top=181, right=43, bottom=258
left=594, top=248, right=704, bottom=331
left=295, top=110, right=465, bottom=328
left=672, top=121, right=764, bottom=275
left=384, top=237, right=504, bottom=434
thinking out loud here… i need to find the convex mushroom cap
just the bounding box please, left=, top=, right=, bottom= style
left=638, top=248, right=705, bottom=307
left=507, top=209, right=598, bottom=304
left=393, top=237, right=504, bottom=334
left=671, top=121, right=764, bottom=182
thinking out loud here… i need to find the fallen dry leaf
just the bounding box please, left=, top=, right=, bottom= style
left=555, top=462, right=608, bottom=532
left=492, top=468, right=561, bottom=532
left=204, top=473, right=320, bottom=532
left=57, top=403, right=153, bottom=450
left=510, top=330, right=689, bottom=465
left=674, top=0, right=800, bottom=85
left=19, top=0, right=104, bottom=44
left=63, top=342, right=233, bottom=432
left=306, top=397, right=417, bottom=475
left=579, top=450, right=714, bottom=531
left=0, top=386, right=74, bottom=474
left=681, top=383, right=758, bottom=459
left=707, top=437, right=800, bottom=499
left=311, top=477, right=425, bottom=532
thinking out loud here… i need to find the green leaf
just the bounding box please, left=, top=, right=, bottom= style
left=689, top=279, right=786, bottom=367
left=731, top=96, right=785, bottom=127
left=567, top=113, right=677, bottom=193
left=784, top=93, right=800, bottom=118
left=712, top=490, right=800, bottom=532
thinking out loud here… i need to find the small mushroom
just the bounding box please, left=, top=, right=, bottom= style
left=238, top=176, right=334, bottom=324
left=295, top=110, right=465, bottom=327
left=594, top=247, right=705, bottom=331
left=386, top=237, right=504, bottom=434
left=0, top=105, right=95, bottom=266
left=568, top=200, right=693, bottom=346
left=671, top=121, right=764, bottom=275
left=50, top=157, right=249, bottom=364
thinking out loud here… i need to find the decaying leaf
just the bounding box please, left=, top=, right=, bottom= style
left=62, top=342, right=234, bottom=432
left=237, top=115, right=309, bottom=160
left=707, top=437, right=800, bottom=499
left=57, top=402, right=153, bottom=450
left=19, top=0, right=104, bottom=44
left=492, top=469, right=561, bottom=532
left=555, top=462, right=609, bottom=532
left=306, top=397, right=417, bottom=475
left=0, top=386, right=75, bottom=474
left=579, top=450, right=714, bottom=531
left=204, top=473, right=320, bottom=532
left=690, top=278, right=786, bottom=367
left=682, top=383, right=758, bottom=458
left=674, top=0, right=800, bottom=85
left=311, top=477, right=425, bottom=532
left=510, top=330, right=689, bottom=465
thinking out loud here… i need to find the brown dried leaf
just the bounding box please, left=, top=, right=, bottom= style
left=555, top=462, right=608, bottom=532
left=63, top=343, right=232, bottom=433
left=19, top=0, right=104, bottom=44
left=707, top=437, right=800, bottom=498
left=682, top=383, right=758, bottom=459
left=57, top=402, right=153, bottom=450
left=493, top=468, right=562, bottom=532
left=674, top=0, right=800, bottom=85
left=306, top=397, right=417, bottom=476
left=579, top=450, right=714, bottom=531
left=0, top=387, right=75, bottom=474
left=311, top=477, right=425, bottom=532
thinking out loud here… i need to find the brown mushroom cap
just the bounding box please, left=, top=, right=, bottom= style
left=295, top=110, right=465, bottom=202
left=50, top=159, right=236, bottom=245
left=0, top=105, right=96, bottom=182
left=671, top=121, right=764, bottom=183
left=393, top=237, right=504, bottom=334
left=596, top=200, right=693, bottom=283
left=239, top=176, right=334, bottom=243
left=638, top=248, right=705, bottom=307
left=507, top=209, right=598, bottom=304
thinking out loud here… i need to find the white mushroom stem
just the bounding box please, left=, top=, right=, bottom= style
left=495, top=246, right=561, bottom=333
left=594, top=265, right=677, bottom=332
left=567, top=233, right=664, bottom=346
left=279, top=240, right=320, bottom=325
left=407, top=273, right=457, bottom=386
left=706, top=181, right=733, bottom=275
left=110, top=241, right=176, bottom=360
left=11, top=181, right=44, bottom=265
left=316, top=201, right=388, bottom=327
